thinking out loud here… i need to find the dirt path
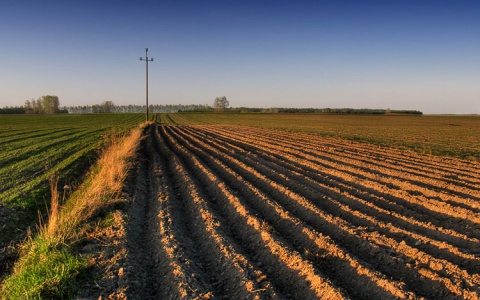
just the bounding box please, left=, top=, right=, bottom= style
left=124, top=124, right=480, bottom=299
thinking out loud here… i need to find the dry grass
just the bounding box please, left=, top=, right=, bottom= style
left=45, top=174, right=61, bottom=238
left=45, top=124, right=145, bottom=241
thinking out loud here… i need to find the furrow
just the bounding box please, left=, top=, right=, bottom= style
left=126, top=125, right=203, bottom=299
left=180, top=125, right=480, bottom=298
left=218, top=125, right=480, bottom=177
left=210, top=126, right=480, bottom=206
left=168, top=126, right=411, bottom=299
left=199, top=126, right=480, bottom=239
left=160, top=125, right=346, bottom=299
left=188, top=126, right=480, bottom=256
left=155, top=125, right=281, bottom=299
left=288, top=128, right=479, bottom=176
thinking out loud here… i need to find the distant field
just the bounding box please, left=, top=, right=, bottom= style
left=166, top=113, right=480, bottom=161
left=0, top=114, right=143, bottom=243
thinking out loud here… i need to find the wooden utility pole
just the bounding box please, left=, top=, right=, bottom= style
left=140, top=48, right=153, bottom=121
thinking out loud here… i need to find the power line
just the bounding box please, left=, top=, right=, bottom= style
left=140, top=48, right=154, bottom=122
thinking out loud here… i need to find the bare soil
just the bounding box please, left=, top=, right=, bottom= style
left=121, top=124, right=480, bottom=299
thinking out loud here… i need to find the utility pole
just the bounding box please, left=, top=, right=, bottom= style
left=140, top=48, right=153, bottom=122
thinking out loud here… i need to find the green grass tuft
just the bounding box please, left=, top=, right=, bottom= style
left=1, top=236, right=87, bottom=299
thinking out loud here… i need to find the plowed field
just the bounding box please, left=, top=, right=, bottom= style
left=127, top=123, right=480, bottom=299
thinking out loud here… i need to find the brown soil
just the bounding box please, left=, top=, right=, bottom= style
left=121, top=124, right=480, bottom=299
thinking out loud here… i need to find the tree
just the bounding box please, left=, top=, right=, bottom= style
left=213, top=96, right=229, bottom=111
left=22, top=95, right=60, bottom=114
left=24, top=100, right=33, bottom=114
left=101, top=100, right=115, bottom=113
left=41, top=95, right=60, bottom=114
left=33, top=99, right=42, bottom=114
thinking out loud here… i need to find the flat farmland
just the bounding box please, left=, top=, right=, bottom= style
left=0, top=114, right=143, bottom=245
left=2, top=113, right=480, bottom=298
left=167, top=113, right=480, bottom=161
left=124, top=117, right=480, bottom=299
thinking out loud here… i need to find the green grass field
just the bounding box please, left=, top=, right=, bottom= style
left=0, top=114, right=143, bottom=244
left=168, top=113, right=480, bottom=161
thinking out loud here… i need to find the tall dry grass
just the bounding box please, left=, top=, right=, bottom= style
left=42, top=123, right=146, bottom=243
left=45, top=174, right=61, bottom=238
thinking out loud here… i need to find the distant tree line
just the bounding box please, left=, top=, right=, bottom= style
left=64, top=103, right=213, bottom=114
left=0, top=106, right=26, bottom=114
left=272, top=108, right=423, bottom=115
left=221, top=107, right=423, bottom=115
left=65, top=98, right=217, bottom=114
left=1, top=95, right=423, bottom=116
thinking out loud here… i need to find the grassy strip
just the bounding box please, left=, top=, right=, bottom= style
left=1, top=123, right=147, bottom=299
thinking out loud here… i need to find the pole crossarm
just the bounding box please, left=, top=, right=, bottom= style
left=140, top=48, right=154, bottom=122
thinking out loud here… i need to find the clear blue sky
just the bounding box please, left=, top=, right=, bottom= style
left=1, top=0, right=479, bottom=114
